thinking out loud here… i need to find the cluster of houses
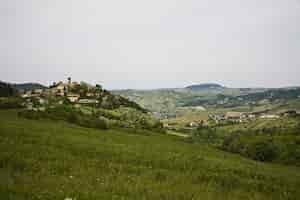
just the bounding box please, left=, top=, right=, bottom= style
left=209, top=110, right=299, bottom=124
left=20, top=78, right=102, bottom=110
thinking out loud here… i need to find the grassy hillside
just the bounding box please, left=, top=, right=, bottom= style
left=1, top=110, right=300, bottom=199
left=189, top=117, right=300, bottom=166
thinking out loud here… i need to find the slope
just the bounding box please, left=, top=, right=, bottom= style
left=0, top=110, right=300, bottom=199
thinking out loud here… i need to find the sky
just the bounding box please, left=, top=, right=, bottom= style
left=0, top=0, right=300, bottom=89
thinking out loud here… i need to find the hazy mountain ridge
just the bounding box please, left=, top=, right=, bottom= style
left=113, top=83, right=300, bottom=119
left=185, top=83, right=225, bottom=91
left=13, top=82, right=47, bottom=91
left=0, top=80, right=47, bottom=92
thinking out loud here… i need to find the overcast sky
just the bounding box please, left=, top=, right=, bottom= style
left=0, top=0, right=300, bottom=89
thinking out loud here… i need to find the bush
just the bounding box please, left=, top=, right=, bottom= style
left=19, top=105, right=109, bottom=130
left=93, top=118, right=109, bottom=129
left=248, top=140, right=278, bottom=162
left=0, top=98, right=23, bottom=109
left=192, top=127, right=219, bottom=144
left=278, top=144, right=300, bottom=166
left=18, top=110, right=42, bottom=120
left=221, top=135, right=278, bottom=162
left=67, top=111, right=80, bottom=123
left=95, top=109, right=121, bottom=120
left=19, top=104, right=161, bottom=132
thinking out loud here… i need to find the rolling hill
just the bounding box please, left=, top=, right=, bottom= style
left=1, top=109, right=300, bottom=199
left=0, top=81, right=47, bottom=96
left=113, top=85, right=300, bottom=120
left=185, top=83, right=225, bottom=91
left=13, top=82, right=47, bottom=91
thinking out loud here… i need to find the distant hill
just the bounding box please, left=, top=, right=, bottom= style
left=0, top=81, right=47, bottom=92
left=185, top=83, right=225, bottom=91
left=0, top=81, right=18, bottom=97
left=181, top=87, right=300, bottom=108
left=13, top=83, right=47, bottom=91
left=113, top=84, right=300, bottom=119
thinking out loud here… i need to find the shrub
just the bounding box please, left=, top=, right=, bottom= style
left=67, top=111, right=80, bottom=124
left=221, top=135, right=278, bottom=162
left=93, top=118, right=109, bottom=129
left=192, top=127, right=219, bottom=144
left=69, top=114, right=108, bottom=130
left=0, top=98, right=23, bottom=109
left=18, top=110, right=41, bottom=120
left=248, top=140, right=278, bottom=162
left=279, top=144, right=300, bottom=166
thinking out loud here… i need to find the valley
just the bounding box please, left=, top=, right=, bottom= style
left=1, top=80, right=300, bottom=199
left=113, top=83, right=300, bottom=129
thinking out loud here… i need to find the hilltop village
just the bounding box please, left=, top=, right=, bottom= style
left=6, top=78, right=163, bottom=131
left=21, top=78, right=102, bottom=110
left=18, top=78, right=146, bottom=113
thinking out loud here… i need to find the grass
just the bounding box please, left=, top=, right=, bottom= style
left=1, top=110, right=300, bottom=199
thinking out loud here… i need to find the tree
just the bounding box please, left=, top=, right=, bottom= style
left=96, top=84, right=102, bottom=91
left=194, top=126, right=218, bottom=144
left=249, top=140, right=278, bottom=161
left=63, top=86, right=67, bottom=96
left=0, top=82, right=17, bottom=97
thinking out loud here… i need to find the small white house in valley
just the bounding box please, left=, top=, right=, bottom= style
left=189, top=122, right=198, bottom=127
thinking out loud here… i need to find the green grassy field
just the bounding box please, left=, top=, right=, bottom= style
left=1, top=110, right=300, bottom=199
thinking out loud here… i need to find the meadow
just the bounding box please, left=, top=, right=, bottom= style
left=1, top=109, right=300, bottom=199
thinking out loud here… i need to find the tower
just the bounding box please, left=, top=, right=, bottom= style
left=68, top=77, right=71, bottom=84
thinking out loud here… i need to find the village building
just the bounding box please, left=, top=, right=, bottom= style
left=67, top=94, right=80, bottom=103
left=224, top=112, right=245, bottom=122
left=248, top=114, right=256, bottom=119
left=260, top=114, right=280, bottom=119
left=86, top=92, right=95, bottom=97
left=21, top=91, right=32, bottom=98
left=50, top=79, right=82, bottom=97
left=78, top=99, right=99, bottom=104
left=209, top=113, right=226, bottom=123
left=34, top=89, right=43, bottom=94
left=42, top=89, right=51, bottom=96
left=26, top=102, right=33, bottom=110
left=37, top=97, right=46, bottom=105
left=52, top=82, right=68, bottom=96
left=189, top=122, right=198, bottom=127
left=225, top=112, right=242, bottom=120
